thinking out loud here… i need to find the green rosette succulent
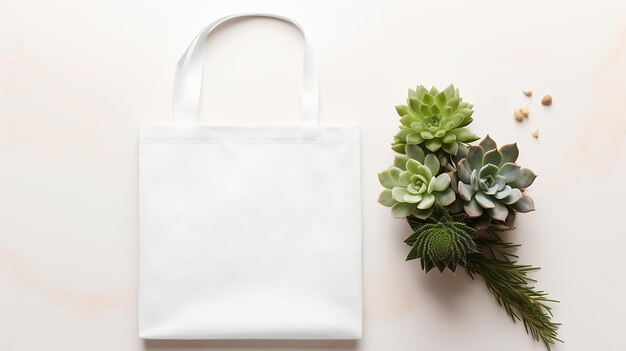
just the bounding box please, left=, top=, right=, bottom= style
left=392, top=84, right=480, bottom=155
left=405, top=209, right=477, bottom=273
left=456, top=136, right=537, bottom=224
left=378, top=146, right=456, bottom=219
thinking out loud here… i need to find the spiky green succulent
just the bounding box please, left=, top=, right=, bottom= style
left=456, top=136, right=536, bottom=224
left=405, top=209, right=477, bottom=273
left=392, top=84, right=480, bottom=155
left=378, top=146, right=455, bottom=219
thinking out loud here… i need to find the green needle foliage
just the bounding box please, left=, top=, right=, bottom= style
left=464, top=233, right=562, bottom=350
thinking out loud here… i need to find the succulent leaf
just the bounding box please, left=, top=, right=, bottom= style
left=495, top=185, right=512, bottom=199
left=396, top=105, right=412, bottom=117
left=378, top=168, right=399, bottom=188
left=512, top=194, right=535, bottom=213
left=391, top=142, right=407, bottom=153
left=413, top=208, right=433, bottom=219
left=425, top=139, right=443, bottom=152
left=499, top=143, right=519, bottom=164
left=483, top=148, right=503, bottom=166
left=391, top=202, right=415, bottom=218
left=417, top=193, right=435, bottom=209
left=457, top=159, right=472, bottom=183
left=399, top=171, right=412, bottom=186
left=457, top=181, right=474, bottom=201
left=424, top=154, right=441, bottom=175
left=406, top=144, right=426, bottom=162
left=501, top=188, right=523, bottom=205
left=480, top=164, right=499, bottom=178
left=393, top=155, right=409, bottom=170
left=467, top=146, right=484, bottom=171
left=479, top=135, right=498, bottom=151
left=510, top=168, right=537, bottom=189
left=434, top=187, right=456, bottom=206
left=498, top=163, right=521, bottom=182
left=392, top=187, right=410, bottom=202
left=378, top=189, right=394, bottom=206
left=430, top=173, right=451, bottom=192
left=487, top=200, right=509, bottom=221
left=464, top=198, right=484, bottom=217
left=441, top=141, right=459, bottom=155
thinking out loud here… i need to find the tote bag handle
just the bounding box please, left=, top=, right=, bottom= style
left=173, top=13, right=318, bottom=126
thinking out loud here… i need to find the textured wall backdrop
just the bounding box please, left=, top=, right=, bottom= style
left=1, top=0, right=625, bottom=350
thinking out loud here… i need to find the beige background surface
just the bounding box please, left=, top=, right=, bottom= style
left=1, top=0, right=625, bottom=350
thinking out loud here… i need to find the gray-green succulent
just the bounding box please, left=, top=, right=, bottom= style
left=378, top=146, right=455, bottom=219
left=456, top=136, right=536, bottom=223
left=392, top=84, right=480, bottom=155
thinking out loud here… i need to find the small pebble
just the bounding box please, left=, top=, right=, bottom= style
left=531, top=128, right=539, bottom=138
left=541, top=95, right=552, bottom=105
left=523, top=89, right=532, bottom=97
left=521, top=106, right=529, bottom=118
left=514, top=108, right=525, bottom=122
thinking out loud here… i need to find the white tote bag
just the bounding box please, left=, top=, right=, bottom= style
left=138, top=13, right=362, bottom=339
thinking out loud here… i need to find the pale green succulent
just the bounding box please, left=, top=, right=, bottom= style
left=392, top=84, right=480, bottom=155
left=378, top=146, right=455, bottom=219
left=456, top=136, right=536, bottom=224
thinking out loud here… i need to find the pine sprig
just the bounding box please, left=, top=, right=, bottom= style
left=463, top=236, right=561, bottom=350
left=473, top=232, right=520, bottom=262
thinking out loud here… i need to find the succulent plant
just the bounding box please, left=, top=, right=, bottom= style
left=378, top=146, right=456, bottom=219
left=456, top=136, right=536, bottom=224
left=379, top=85, right=560, bottom=348
left=392, top=84, right=480, bottom=155
left=405, top=209, right=477, bottom=273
